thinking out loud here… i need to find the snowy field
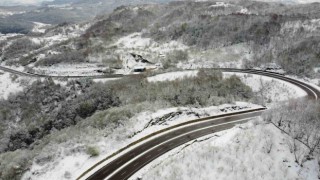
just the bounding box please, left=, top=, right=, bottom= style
left=22, top=102, right=260, bottom=180
left=132, top=120, right=319, bottom=180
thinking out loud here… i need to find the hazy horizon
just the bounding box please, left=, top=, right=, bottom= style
left=0, top=0, right=54, bottom=6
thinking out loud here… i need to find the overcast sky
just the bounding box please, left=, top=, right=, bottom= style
left=0, top=0, right=53, bottom=6
left=1, top=0, right=320, bottom=6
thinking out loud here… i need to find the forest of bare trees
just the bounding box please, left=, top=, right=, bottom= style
left=263, top=100, right=320, bottom=166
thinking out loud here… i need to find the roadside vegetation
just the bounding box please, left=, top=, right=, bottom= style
left=263, top=100, right=320, bottom=165
left=0, top=69, right=253, bottom=180
left=140, top=101, right=320, bottom=180
left=0, top=1, right=319, bottom=179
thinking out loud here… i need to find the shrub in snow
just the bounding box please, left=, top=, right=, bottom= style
left=163, top=50, right=188, bottom=69
left=2, top=38, right=41, bottom=63
left=86, top=146, right=100, bottom=157
left=0, top=149, right=32, bottom=180
left=64, top=171, right=72, bottom=179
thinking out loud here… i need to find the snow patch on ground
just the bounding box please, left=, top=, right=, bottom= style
left=210, top=2, right=231, bottom=7
left=33, top=63, right=106, bottom=76
left=147, top=71, right=198, bottom=82
left=133, top=121, right=319, bottom=180
left=0, top=72, right=30, bottom=99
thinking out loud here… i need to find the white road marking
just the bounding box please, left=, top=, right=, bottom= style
left=104, top=117, right=257, bottom=180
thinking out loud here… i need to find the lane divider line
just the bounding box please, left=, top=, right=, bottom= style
left=104, top=117, right=257, bottom=180
left=78, top=109, right=266, bottom=180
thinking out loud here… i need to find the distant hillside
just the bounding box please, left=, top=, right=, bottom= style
left=1, top=0, right=319, bottom=77
left=79, top=1, right=320, bottom=76
left=0, top=0, right=174, bottom=34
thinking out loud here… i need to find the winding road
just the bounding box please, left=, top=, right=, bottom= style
left=0, top=65, right=124, bottom=79
left=0, top=65, right=319, bottom=180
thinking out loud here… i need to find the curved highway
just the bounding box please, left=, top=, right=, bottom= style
left=1, top=65, right=319, bottom=180
left=218, top=68, right=319, bottom=100
left=77, top=69, right=319, bottom=180
left=1, top=65, right=317, bottom=99
left=82, top=109, right=266, bottom=180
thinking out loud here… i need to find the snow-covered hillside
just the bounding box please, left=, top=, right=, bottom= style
left=133, top=120, right=319, bottom=180
left=255, top=0, right=320, bottom=3
left=22, top=102, right=260, bottom=180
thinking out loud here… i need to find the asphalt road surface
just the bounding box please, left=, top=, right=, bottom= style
left=79, top=69, right=319, bottom=180
left=85, top=109, right=265, bottom=180
left=1, top=65, right=319, bottom=180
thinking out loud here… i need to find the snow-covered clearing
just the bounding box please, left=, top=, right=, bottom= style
left=223, top=72, right=307, bottom=103
left=133, top=120, right=319, bottom=180
left=22, top=102, right=261, bottom=180
left=0, top=72, right=25, bottom=99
